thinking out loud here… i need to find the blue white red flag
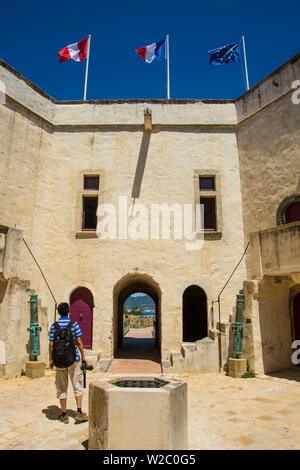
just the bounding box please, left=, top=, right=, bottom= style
left=136, top=39, right=166, bottom=63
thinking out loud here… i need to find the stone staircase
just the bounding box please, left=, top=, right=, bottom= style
left=162, top=322, right=231, bottom=374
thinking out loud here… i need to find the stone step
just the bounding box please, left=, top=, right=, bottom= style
left=170, top=351, right=185, bottom=373
left=208, top=329, right=220, bottom=341
left=181, top=343, right=197, bottom=357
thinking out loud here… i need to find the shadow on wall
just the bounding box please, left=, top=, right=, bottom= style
left=0, top=279, right=8, bottom=302
left=131, top=131, right=151, bottom=200
left=259, top=279, right=295, bottom=374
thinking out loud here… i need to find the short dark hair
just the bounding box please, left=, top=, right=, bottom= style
left=57, top=302, right=69, bottom=317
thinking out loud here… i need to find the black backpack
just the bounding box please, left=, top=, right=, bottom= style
left=52, top=320, right=76, bottom=368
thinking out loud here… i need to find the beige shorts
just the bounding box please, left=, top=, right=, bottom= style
left=55, top=360, right=83, bottom=399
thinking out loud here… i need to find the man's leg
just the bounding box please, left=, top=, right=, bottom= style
left=60, top=398, right=67, bottom=413
left=69, top=360, right=88, bottom=422
left=55, top=368, right=69, bottom=423
left=75, top=394, right=82, bottom=410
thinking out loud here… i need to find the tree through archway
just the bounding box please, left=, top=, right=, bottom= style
left=112, top=274, right=161, bottom=361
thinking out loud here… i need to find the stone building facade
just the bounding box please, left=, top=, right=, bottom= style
left=0, top=51, right=299, bottom=377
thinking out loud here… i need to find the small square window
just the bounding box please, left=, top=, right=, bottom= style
left=84, top=176, right=99, bottom=190
left=82, top=197, right=98, bottom=230
left=199, top=176, right=215, bottom=191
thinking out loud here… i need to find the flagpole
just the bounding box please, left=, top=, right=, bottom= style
left=241, top=35, right=249, bottom=91
left=166, top=34, right=170, bottom=99
left=84, top=34, right=91, bottom=100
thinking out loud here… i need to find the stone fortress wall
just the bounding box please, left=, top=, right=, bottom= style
left=0, top=51, right=299, bottom=377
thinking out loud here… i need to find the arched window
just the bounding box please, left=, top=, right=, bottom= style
left=182, top=285, right=208, bottom=342
left=285, top=201, right=300, bottom=224
left=276, top=195, right=300, bottom=225
left=70, top=287, right=94, bottom=349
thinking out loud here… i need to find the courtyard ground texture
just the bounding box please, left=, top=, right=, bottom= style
left=0, top=329, right=300, bottom=450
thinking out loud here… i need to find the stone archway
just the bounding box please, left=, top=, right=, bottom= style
left=182, top=285, right=208, bottom=342
left=113, top=273, right=162, bottom=356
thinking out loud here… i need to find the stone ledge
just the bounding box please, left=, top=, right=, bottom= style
left=75, top=231, right=98, bottom=239
left=197, top=231, right=222, bottom=240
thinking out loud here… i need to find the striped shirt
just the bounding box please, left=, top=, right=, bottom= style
left=49, top=316, right=82, bottom=362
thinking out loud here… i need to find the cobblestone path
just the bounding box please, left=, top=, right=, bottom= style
left=1, top=364, right=300, bottom=449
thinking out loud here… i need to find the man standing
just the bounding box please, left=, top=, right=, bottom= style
left=49, top=302, right=89, bottom=423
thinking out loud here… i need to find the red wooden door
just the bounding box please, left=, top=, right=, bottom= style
left=70, top=287, right=93, bottom=349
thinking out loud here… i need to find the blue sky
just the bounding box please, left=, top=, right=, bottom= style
left=1, top=1, right=299, bottom=101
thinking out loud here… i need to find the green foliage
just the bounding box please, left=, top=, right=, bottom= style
left=123, top=306, right=129, bottom=316
left=242, top=359, right=256, bottom=378
left=130, top=306, right=142, bottom=316
left=20, top=368, right=26, bottom=376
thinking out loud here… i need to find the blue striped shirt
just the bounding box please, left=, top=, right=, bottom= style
left=49, top=317, right=82, bottom=362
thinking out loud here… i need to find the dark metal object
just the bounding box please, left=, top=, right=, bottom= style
left=27, top=294, right=41, bottom=360
left=114, top=379, right=166, bottom=389
left=232, top=293, right=245, bottom=358
left=81, top=362, right=94, bottom=371
left=81, top=361, right=94, bottom=388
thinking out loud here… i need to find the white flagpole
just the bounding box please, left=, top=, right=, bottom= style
left=84, top=34, right=91, bottom=100
left=166, top=34, right=170, bottom=99
left=241, top=35, right=249, bottom=91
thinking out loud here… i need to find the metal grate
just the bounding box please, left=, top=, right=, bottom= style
left=114, top=379, right=166, bottom=389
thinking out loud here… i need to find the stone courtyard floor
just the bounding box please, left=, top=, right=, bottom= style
left=1, top=367, right=300, bottom=450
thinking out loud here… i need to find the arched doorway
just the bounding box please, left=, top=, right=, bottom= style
left=182, top=285, right=208, bottom=342
left=70, top=287, right=94, bottom=349
left=113, top=273, right=161, bottom=356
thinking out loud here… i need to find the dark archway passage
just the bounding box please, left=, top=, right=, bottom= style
left=182, top=285, right=208, bottom=342
left=110, top=274, right=161, bottom=372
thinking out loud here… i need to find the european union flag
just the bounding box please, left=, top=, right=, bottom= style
left=208, top=40, right=241, bottom=65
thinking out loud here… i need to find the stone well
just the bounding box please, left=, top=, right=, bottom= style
left=88, top=375, right=188, bottom=450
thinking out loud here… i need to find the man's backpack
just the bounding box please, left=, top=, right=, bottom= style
left=52, top=320, right=77, bottom=368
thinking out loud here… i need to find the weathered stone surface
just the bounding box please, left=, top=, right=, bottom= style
left=228, top=358, right=247, bottom=378
left=127, top=314, right=154, bottom=328
left=88, top=375, right=188, bottom=450
left=0, top=50, right=299, bottom=377
left=25, top=360, right=45, bottom=379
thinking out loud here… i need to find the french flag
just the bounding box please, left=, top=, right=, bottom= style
left=136, top=39, right=166, bottom=63
left=58, top=37, right=88, bottom=63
